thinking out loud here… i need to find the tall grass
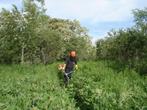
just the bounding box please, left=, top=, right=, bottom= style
left=0, top=64, right=79, bottom=110
left=69, top=61, right=147, bottom=110
left=0, top=61, right=146, bottom=110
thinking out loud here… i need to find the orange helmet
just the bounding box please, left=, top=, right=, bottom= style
left=69, top=51, right=76, bottom=57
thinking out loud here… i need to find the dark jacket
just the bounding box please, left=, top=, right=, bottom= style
left=65, top=56, right=77, bottom=73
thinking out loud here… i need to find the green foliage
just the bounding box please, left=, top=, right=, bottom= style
left=70, top=61, right=147, bottom=110
left=0, top=0, right=94, bottom=64
left=0, top=64, right=79, bottom=110
left=0, top=61, right=146, bottom=110
left=96, top=8, right=147, bottom=74
left=48, top=18, right=94, bottom=60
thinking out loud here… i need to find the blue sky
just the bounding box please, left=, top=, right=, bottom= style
left=0, top=0, right=147, bottom=44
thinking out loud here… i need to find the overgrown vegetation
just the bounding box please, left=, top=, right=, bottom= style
left=0, top=62, right=146, bottom=110
left=0, top=0, right=147, bottom=109
left=0, top=0, right=95, bottom=64
left=96, top=8, right=147, bottom=75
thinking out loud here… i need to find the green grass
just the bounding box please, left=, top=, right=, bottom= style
left=0, top=61, right=147, bottom=110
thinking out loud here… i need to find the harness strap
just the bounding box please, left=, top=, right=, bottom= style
left=64, top=71, right=73, bottom=76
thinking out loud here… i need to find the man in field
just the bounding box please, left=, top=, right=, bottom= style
left=63, top=50, right=78, bottom=79
left=58, top=50, right=78, bottom=86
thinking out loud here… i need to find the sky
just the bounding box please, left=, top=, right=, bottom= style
left=0, top=0, right=147, bottom=44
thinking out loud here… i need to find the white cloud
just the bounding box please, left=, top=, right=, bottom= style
left=1, top=0, right=146, bottom=40
left=1, top=0, right=146, bottom=23
left=45, top=0, right=142, bottom=23
left=44, top=0, right=147, bottom=40
left=91, top=32, right=108, bottom=45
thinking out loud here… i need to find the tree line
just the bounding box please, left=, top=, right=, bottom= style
left=1, top=0, right=146, bottom=75
left=0, top=0, right=95, bottom=64
left=96, top=8, right=147, bottom=74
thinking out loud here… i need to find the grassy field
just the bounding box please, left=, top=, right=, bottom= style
left=0, top=61, right=147, bottom=110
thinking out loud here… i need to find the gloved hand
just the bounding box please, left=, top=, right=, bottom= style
left=75, top=65, right=78, bottom=70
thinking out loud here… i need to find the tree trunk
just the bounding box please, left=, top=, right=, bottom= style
left=41, top=49, right=46, bottom=64
left=21, top=43, right=25, bottom=64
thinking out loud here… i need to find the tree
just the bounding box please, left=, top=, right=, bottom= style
left=0, top=0, right=95, bottom=64
left=96, top=8, right=147, bottom=74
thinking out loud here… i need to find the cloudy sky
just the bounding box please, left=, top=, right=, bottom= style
left=0, top=0, right=147, bottom=44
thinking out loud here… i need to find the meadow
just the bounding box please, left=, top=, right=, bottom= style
left=0, top=61, right=147, bottom=110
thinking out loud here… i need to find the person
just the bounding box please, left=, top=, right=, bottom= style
left=63, top=50, right=78, bottom=79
